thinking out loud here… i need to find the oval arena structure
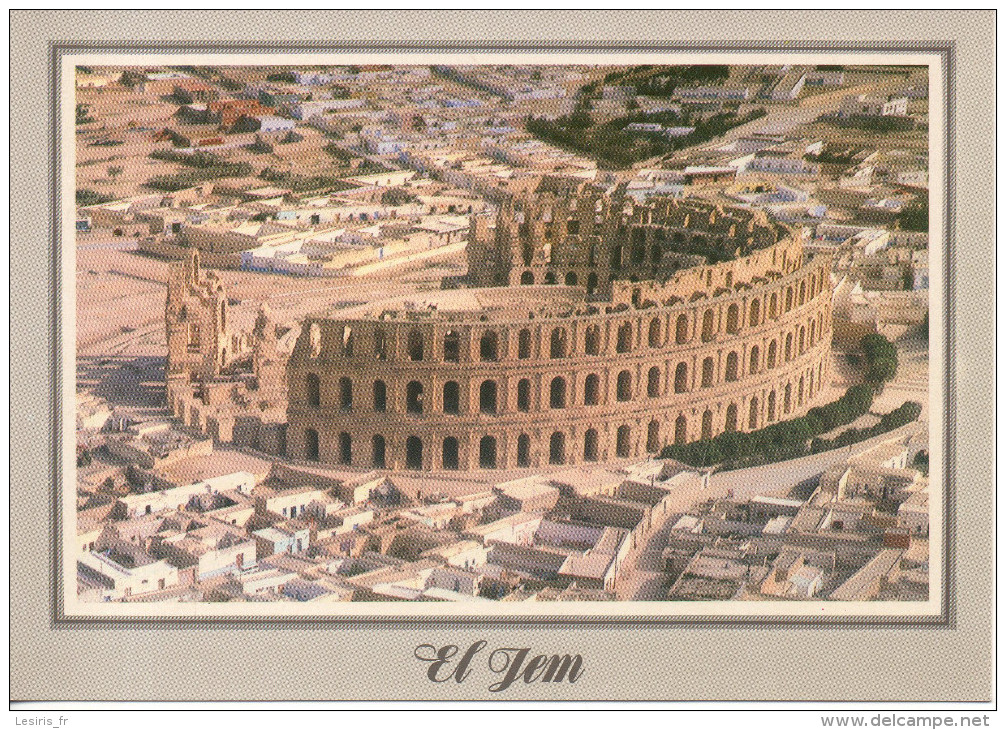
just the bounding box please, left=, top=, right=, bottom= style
left=285, top=183, right=833, bottom=472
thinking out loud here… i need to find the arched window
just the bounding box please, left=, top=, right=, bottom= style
left=784, top=384, right=792, bottom=414
left=611, top=244, right=623, bottom=270
left=809, top=320, right=816, bottom=346
left=479, top=331, right=499, bottom=361
left=616, top=370, right=632, bottom=401
left=520, top=271, right=534, bottom=285
left=406, top=381, right=424, bottom=414
left=616, top=426, right=631, bottom=458
left=749, top=299, right=760, bottom=327
left=407, top=330, right=424, bottom=361
left=583, top=429, right=599, bottom=462
left=798, top=326, right=806, bottom=355
left=374, top=328, right=387, bottom=360
left=725, top=404, right=738, bottom=433
left=405, top=436, right=423, bottom=469
left=675, top=415, right=687, bottom=445
left=584, top=325, right=600, bottom=355
left=648, top=318, right=661, bottom=347
left=701, top=309, right=715, bottom=342
left=785, top=333, right=793, bottom=361
left=550, top=328, right=567, bottom=358
left=768, top=340, right=778, bottom=369
left=338, top=432, right=352, bottom=465
left=674, top=362, right=688, bottom=393
left=479, top=436, right=497, bottom=469
left=647, top=366, right=661, bottom=397
left=443, top=330, right=460, bottom=362
left=583, top=374, right=600, bottom=405
left=564, top=272, right=578, bottom=286
left=725, top=352, right=739, bottom=382
left=749, top=398, right=759, bottom=430
left=442, top=437, right=459, bottom=470
left=675, top=314, right=689, bottom=344
left=701, top=410, right=713, bottom=440
left=749, top=345, right=760, bottom=375
left=586, top=273, right=598, bottom=295
left=798, top=377, right=805, bottom=406
left=517, top=378, right=531, bottom=412
left=767, top=391, right=777, bottom=422
left=799, top=281, right=806, bottom=305
left=517, top=434, right=531, bottom=467
left=647, top=420, right=660, bottom=453
left=339, top=377, right=353, bottom=410
left=549, top=432, right=566, bottom=465
left=372, top=434, right=386, bottom=467
left=479, top=380, right=498, bottom=414
left=304, top=428, right=319, bottom=462
left=306, top=373, right=321, bottom=408
left=616, top=322, right=633, bottom=353
left=518, top=328, right=532, bottom=359
left=786, top=287, right=794, bottom=312
left=373, top=380, right=387, bottom=412
left=443, top=381, right=460, bottom=414
left=769, top=293, right=778, bottom=319
left=701, top=357, right=715, bottom=388
left=726, top=304, right=740, bottom=334
left=549, top=377, right=567, bottom=409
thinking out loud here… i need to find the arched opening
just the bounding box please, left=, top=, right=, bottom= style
left=520, top=271, right=534, bottom=285
left=479, top=331, right=499, bottom=361
left=785, top=333, right=793, bottom=361
left=443, top=381, right=460, bottom=414
left=647, top=420, right=660, bottom=453
left=479, top=380, right=498, bottom=414
left=784, top=384, right=792, bottom=414
left=338, top=432, right=352, bottom=465
left=749, top=397, right=759, bottom=430
left=616, top=426, right=631, bottom=458
left=799, top=281, right=806, bottom=305
left=798, top=327, right=806, bottom=355
left=549, top=432, right=566, bottom=465
left=586, top=273, right=598, bottom=295
left=339, top=377, right=353, bottom=410
left=701, top=309, right=715, bottom=342
left=647, top=366, right=661, bottom=397
left=674, top=362, right=688, bottom=393
left=749, top=345, right=760, bottom=375
left=701, top=357, right=715, bottom=388
left=549, top=377, right=567, bottom=409
left=725, top=352, right=739, bottom=382
left=306, top=373, right=321, bottom=408
left=442, top=437, right=459, bottom=470
left=611, top=244, right=623, bottom=270
left=675, top=415, right=687, bottom=445
left=676, top=314, right=689, bottom=344
left=406, top=436, right=423, bottom=469
left=443, top=330, right=460, bottom=362
left=769, top=293, right=778, bottom=319
left=648, top=318, right=661, bottom=347
left=373, top=380, right=387, bottom=412
left=768, top=340, right=778, bottom=369
left=564, top=272, right=578, bottom=286
left=518, top=328, right=532, bottom=359
left=701, top=410, right=713, bottom=440
left=550, top=327, right=567, bottom=358
left=616, top=370, right=632, bottom=401
left=583, top=374, right=600, bottom=405
left=372, top=435, right=386, bottom=467
left=616, top=322, right=633, bottom=353
left=479, top=436, right=497, bottom=469
left=725, top=403, right=738, bottom=433
left=786, top=287, right=794, bottom=312
left=517, top=434, right=531, bottom=467
left=407, top=330, right=424, bottom=361
left=749, top=299, right=761, bottom=327
left=584, top=325, right=600, bottom=355
left=798, top=377, right=805, bottom=406
left=726, top=304, right=740, bottom=334
left=304, top=428, right=319, bottom=462
left=809, top=320, right=816, bottom=346
left=768, top=391, right=776, bottom=422
left=406, top=381, right=424, bottom=414
left=505, top=377, right=526, bottom=412
left=374, top=328, right=388, bottom=360
left=583, top=429, right=599, bottom=462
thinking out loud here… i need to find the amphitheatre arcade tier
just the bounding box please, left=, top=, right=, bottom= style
left=284, top=190, right=834, bottom=472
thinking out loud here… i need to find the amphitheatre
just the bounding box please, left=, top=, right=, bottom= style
left=166, top=179, right=833, bottom=473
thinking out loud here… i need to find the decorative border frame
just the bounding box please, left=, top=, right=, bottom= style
left=51, top=40, right=955, bottom=629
